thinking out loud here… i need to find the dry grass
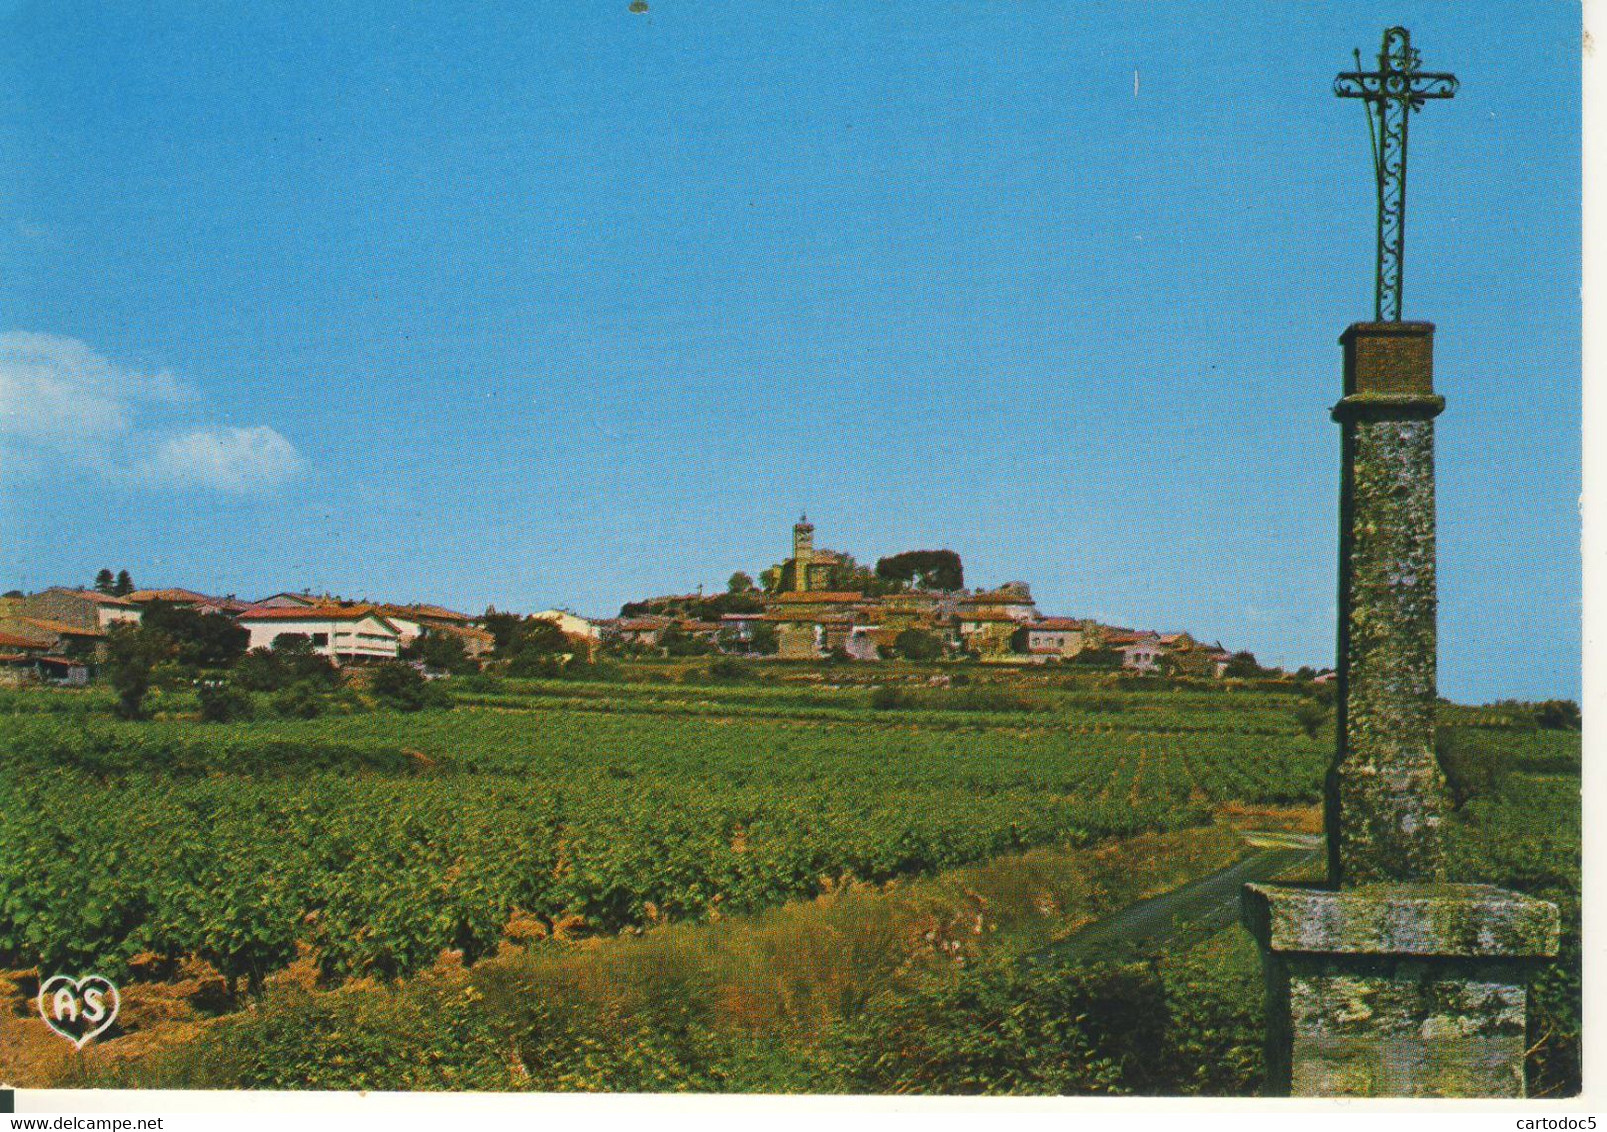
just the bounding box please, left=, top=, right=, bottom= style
left=464, top=824, right=1247, bottom=1042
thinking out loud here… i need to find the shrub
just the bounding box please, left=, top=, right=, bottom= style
left=272, top=636, right=341, bottom=688
left=197, top=684, right=255, bottom=723
left=1293, top=700, right=1330, bottom=739
left=232, top=648, right=287, bottom=692
left=1435, top=728, right=1509, bottom=807
left=370, top=662, right=451, bottom=712
left=870, top=685, right=909, bottom=711
left=946, top=687, right=1037, bottom=714
left=271, top=682, right=325, bottom=720
left=705, top=658, right=750, bottom=682
left=1534, top=700, right=1581, bottom=731
left=454, top=672, right=503, bottom=695
left=837, top=959, right=1168, bottom=1095
left=894, top=629, right=944, bottom=662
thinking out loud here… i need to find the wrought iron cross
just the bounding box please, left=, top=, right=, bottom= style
left=1334, top=27, right=1458, bottom=321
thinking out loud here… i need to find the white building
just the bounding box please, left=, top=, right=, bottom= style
left=532, top=609, right=600, bottom=641
left=1120, top=637, right=1167, bottom=673
left=237, top=604, right=403, bottom=664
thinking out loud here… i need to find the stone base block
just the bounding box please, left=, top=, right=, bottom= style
left=1241, top=882, right=1559, bottom=1098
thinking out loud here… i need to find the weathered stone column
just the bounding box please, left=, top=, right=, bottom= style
left=1329, top=321, right=1447, bottom=885
left=1240, top=323, right=1559, bottom=1098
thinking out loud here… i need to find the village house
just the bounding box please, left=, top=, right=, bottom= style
left=1119, top=635, right=1167, bottom=673
left=0, top=625, right=89, bottom=685
left=376, top=603, right=496, bottom=659
left=13, top=588, right=143, bottom=632
left=766, top=590, right=863, bottom=659
left=1024, top=617, right=1090, bottom=660
left=236, top=604, right=403, bottom=664
left=532, top=609, right=600, bottom=642
left=718, top=611, right=764, bottom=644
left=605, top=615, right=673, bottom=649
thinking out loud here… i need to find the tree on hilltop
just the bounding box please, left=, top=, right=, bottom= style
left=94, top=568, right=116, bottom=594
left=876, top=550, right=964, bottom=592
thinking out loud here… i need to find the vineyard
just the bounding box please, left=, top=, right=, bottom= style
left=0, top=679, right=1332, bottom=988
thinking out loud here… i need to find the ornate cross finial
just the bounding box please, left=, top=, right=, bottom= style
left=1335, top=28, right=1458, bottom=321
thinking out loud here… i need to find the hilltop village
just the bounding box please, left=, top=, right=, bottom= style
left=0, top=519, right=1286, bottom=687
left=611, top=517, right=1246, bottom=675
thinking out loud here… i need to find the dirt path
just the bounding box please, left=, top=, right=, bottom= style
left=1024, top=832, right=1322, bottom=968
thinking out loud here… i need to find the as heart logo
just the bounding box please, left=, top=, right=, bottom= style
left=36, top=975, right=120, bottom=1049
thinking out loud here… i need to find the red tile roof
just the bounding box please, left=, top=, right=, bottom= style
left=239, top=604, right=392, bottom=624
left=386, top=603, right=472, bottom=623
left=17, top=617, right=104, bottom=638
left=0, top=628, right=52, bottom=649
left=613, top=618, right=670, bottom=632
left=125, top=588, right=215, bottom=605
left=1031, top=618, right=1085, bottom=631
left=0, top=652, right=80, bottom=666
left=54, top=588, right=136, bottom=607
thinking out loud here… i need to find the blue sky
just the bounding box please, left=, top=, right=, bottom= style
left=0, top=1, right=1580, bottom=702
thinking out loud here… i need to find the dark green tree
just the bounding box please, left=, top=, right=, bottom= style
left=198, top=683, right=255, bottom=723
left=270, top=633, right=339, bottom=686
left=113, top=570, right=134, bottom=596
left=233, top=647, right=287, bottom=692
left=481, top=608, right=523, bottom=656
left=1532, top=700, right=1581, bottom=730
left=659, top=625, right=716, bottom=657
left=103, top=622, right=170, bottom=720
left=893, top=628, right=944, bottom=662
left=876, top=550, right=965, bottom=592
left=1294, top=700, right=1330, bottom=739
left=370, top=661, right=451, bottom=711
left=140, top=600, right=249, bottom=668
left=401, top=630, right=473, bottom=674
left=727, top=571, right=755, bottom=594
left=750, top=622, right=779, bottom=656
left=1222, top=651, right=1264, bottom=679
left=94, top=568, right=116, bottom=594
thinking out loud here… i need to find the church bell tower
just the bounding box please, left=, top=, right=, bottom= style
left=792, top=514, right=815, bottom=593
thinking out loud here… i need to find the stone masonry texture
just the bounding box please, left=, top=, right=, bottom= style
left=1328, top=322, right=1449, bottom=886
left=1243, top=883, right=1559, bottom=1097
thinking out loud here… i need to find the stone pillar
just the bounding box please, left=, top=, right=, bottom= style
left=1329, top=322, right=1447, bottom=885
left=1241, top=323, right=1560, bottom=1098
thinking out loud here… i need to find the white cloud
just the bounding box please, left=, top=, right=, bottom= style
left=0, top=332, right=135, bottom=454
left=0, top=331, right=300, bottom=494
left=135, top=426, right=303, bottom=493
